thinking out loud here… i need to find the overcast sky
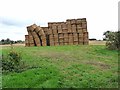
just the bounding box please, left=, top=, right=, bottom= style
left=0, top=0, right=118, bottom=41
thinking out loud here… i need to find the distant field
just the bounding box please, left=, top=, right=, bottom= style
left=89, top=41, right=106, bottom=45
left=0, top=41, right=106, bottom=47
left=1, top=44, right=118, bottom=88
left=0, top=43, right=25, bottom=47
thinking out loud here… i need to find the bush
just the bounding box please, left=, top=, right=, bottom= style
left=2, top=49, right=24, bottom=73
left=103, top=31, right=120, bottom=50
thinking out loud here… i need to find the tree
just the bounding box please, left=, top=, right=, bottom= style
left=7, top=38, right=11, bottom=44
left=103, top=31, right=120, bottom=50
left=16, top=40, right=23, bottom=43
left=1, top=39, right=5, bottom=44
left=1, top=39, right=5, bottom=42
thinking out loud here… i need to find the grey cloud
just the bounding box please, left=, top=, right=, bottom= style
left=0, top=17, right=33, bottom=27
left=0, top=18, right=21, bottom=27
left=0, top=17, right=47, bottom=27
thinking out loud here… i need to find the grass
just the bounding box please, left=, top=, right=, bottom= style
left=1, top=45, right=118, bottom=88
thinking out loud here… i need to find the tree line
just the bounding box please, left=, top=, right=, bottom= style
left=0, top=38, right=24, bottom=45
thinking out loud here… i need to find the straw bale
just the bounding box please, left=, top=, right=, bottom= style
left=58, top=24, right=62, bottom=33
left=52, top=29, right=58, bottom=34
left=77, top=24, right=82, bottom=29
left=71, top=19, right=76, bottom=25
left=67, top=24, right=72, bottom=33
left=48, top=22, right=53, bottom=28
left=72, top=24, right=77, bottom=33
left=82, top=22, right=87, bottom=29
left=29, top=43, right=35, bottom=46
left=81, top=18, right=86, bottom=22
left=64, top=42, right=68, bottom=45
left=59, top=42, right=64, bottom=45
left=34, top=26, right=42, bottom=33
left=58, top=33, right=64, bottom=38
left=66, top=19, right=71, bottom=24
left=73, top=33, right=78, bottom=41
left=62, top=22, right=67, bottom=29
left=76, top=19, right=82, bottom=24
left=73, top=41, right=78, bottom=45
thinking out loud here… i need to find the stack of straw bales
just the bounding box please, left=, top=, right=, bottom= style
left=25, top=18, right=89, bottom=46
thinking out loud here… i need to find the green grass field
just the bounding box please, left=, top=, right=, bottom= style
left=1, top=45, right=118, bottom=88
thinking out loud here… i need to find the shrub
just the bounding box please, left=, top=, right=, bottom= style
left=103, top=31, right=120, bottom=50
left=2, top=49, right=24, bottom=73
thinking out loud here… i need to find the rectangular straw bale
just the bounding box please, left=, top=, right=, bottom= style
left=81, top=18, right=86, bottom=22
left=62, top=22, right=67, bottom=29
left=48, top=22, right=53, bottom=28
left=73, top=41, right=78, bottom=45
left=62, top=22, right=68, bottom=33
left=62, top=29, right=68, bottom=33
left=82, top=22, right=87, bottom=29
left=64, top=33, right=68, bottom=38
left=32, top=31, right=40, bottom=46
left=29, top=43, right=35, bottom=46
left=54, top=34, right=59, bottom=42
left=25, top=35, right=30, bottom=46
left=68, top=33, right=73, bottom=45
left=39, top=29, right=45, bottom=36
left=25, top=43, right=30, bottom=47
left=54, top=42, right=59, bottom=46
left=78, top=40, right=84, bottom=45
left=34, top=26, right=42, bottom=33
left=41, top=35, right=47, bottom=46
left=59, top=42, right=64, bottom=45
left=71, top=19, right=76, bottom=25
left=52, top=23, right=58, bottom=29
left=76, top=24, right=82, bottom=29
left=83, top=29, right=87, bottom=33
left=59, top=38, right=64, bottom=42
left=66, top=19, right=72, bottom=33
left=57, top=23, right=62, bottom=33
left=83, top=40, right=89, bottom=45
left=67, top=24, right=72, bottom=33
left=54, top=34, right=59, bottom=46
left=29, top=24, right=37, bottom=32
left=64, top=42, right=68, bottom=45
left=73, top=33, right=78, bottom=41
left=49, top=34, right=54, bottom=46
left=25, top=35, right=29, bottom=40
left=66, top=19, right=71, bottom=24
left=51, top=23, right=58, bottom=34
left=64, top=33, right=68, bottom=43
left=58, top=33, right=64, bottom=38
left=52, top=29, right=58, bottom=34
left=41, top=27, right=48, bottom=35
left=27, top=32, right=35, bottom=45
left=72, top=24, right=77, bottom=33
left=76, top=19, right=82, bottom=24
left=48, top=28, right=53, bottom=35
left=78, top=33, right=84, bottom=45
left=77, top=29, right=83, bottom=33
left=78, top=33, right=84, bottom=38
left=64, top=37, right=69, bottom=43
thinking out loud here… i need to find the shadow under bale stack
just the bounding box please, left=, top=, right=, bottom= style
left=25, top=18, right=89, bottom=47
